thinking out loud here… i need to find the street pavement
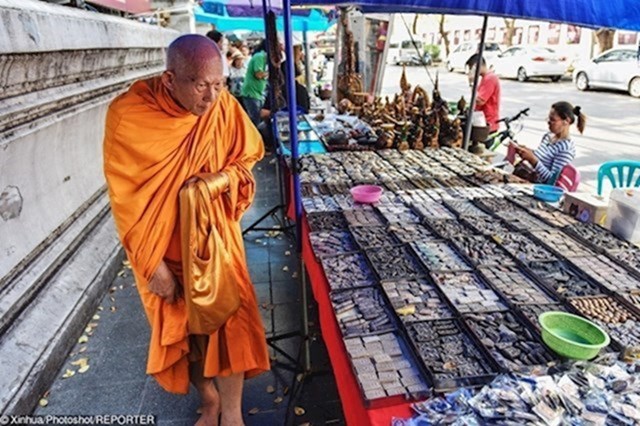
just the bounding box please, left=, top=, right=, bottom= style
left=382, top=64, right=640, bottom=193
left=34, top=156, right=345, bottom=425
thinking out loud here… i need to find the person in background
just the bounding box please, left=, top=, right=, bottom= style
left=228, top=50, right=247, bottom=100
left=241, top=39, right=268, bottom=125
left=513, top=101, right=586, bottom=184
left=207, top=30, right=230, bottom=80
left=470, top=56, right=501, bottom=135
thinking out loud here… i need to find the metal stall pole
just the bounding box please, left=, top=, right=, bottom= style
left=463, top=15, right=489, bottom=151
left=282, top=0, right=311, bottom=374
left=303, top=25, right=313, bottom=99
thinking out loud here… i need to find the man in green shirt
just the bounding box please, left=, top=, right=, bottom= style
left=241, top=39, right=268, bottom=125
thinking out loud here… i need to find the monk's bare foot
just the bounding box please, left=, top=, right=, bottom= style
left=195, top=381, right=220, bottom=426
left=220, top=413, right=244, bottom=426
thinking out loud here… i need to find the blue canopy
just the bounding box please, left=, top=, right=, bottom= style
left=289, top=0, right=640, bottom=32
left=195, top=2, right=333, bottom=32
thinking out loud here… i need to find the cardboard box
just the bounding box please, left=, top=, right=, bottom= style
left=563, top=192, right=609, bottom=225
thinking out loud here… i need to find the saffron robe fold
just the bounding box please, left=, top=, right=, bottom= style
left=103, top=77, right=269, bottom=394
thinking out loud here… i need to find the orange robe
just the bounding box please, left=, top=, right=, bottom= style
left=103, top=77, right=270, bottom=394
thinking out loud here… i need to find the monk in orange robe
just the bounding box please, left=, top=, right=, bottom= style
left=103, top=34, right=270, bottom=425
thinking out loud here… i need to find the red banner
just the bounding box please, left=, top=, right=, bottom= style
left=87, top=0, right=151, bottom=14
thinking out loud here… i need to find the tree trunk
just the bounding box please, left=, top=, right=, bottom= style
left=595, top=28, right=616, bottom=54
left=412, top=14, right=419, bottom=35
left=438, top=15, right=450, bottom=57
left=503, top=18, right=516, bottom=47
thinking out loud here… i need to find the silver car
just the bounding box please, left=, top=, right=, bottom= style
left=493, top=46, right=568, bottom=82
left=573, top=48, right=640, bottom=98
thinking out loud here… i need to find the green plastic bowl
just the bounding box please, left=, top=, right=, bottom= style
left=539, top=311, right=610, bottom=360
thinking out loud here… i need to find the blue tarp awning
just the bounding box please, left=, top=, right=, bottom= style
left=195, top=2, right=333, bottom=32
left=289, top=0, right=640, bottom=32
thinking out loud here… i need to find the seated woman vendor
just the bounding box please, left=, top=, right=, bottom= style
left=512, top=101, right=586, bottom=184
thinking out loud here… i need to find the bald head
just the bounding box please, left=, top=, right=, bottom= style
left=162, top=34, right=226, bottom=116
left=167, top=34, right=223, bottom=74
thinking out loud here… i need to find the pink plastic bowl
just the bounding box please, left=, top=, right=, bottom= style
left=350, top=185, right=383, bottom=204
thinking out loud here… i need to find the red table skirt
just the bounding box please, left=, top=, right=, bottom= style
left=283, top=162, right=414, bottom=424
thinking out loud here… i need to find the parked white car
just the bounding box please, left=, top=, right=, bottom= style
left=493, top=46, right=568, bottom=82
left=572, top=48, right=640, bottom=98
left=446, top=42, right=502, bottom=72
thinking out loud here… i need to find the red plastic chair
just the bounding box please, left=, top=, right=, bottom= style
left=555, top=164, right=580, bottom=192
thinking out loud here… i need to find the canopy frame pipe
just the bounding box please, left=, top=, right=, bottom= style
left=463, top=14, right=488, bottom=151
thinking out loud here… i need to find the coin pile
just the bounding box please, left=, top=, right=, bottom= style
left=527, top=260, right=604, bottom=298
left=388, top=224, right=440, bottom=244
left=367, top=245, right=425, bottom=280
left=450, top=235, right=514, bottom=267
left=331, top=287, right=395, bottom=337
left=464, top=311, right=556, bottom=370
left=350, top=226, right=399, bottom=249
left=381, top=279, right=454, bottom=322
left=406, top=320, right=497, bottom=381
left=344, top=209, right=385, bottom=228
left=344, top=333, right=429, bottom=401
left=431, top=272, right=507, bottom=313
left=307, top=211, right=348, bottom=232
left=530, top=230, right=596, bottom=258
left=309, top=231, right=358, bottom=258
left=412, top=241, right=472, bottom=272
left=565, top=223, right=634, bottom=253
left=480, top=265, right=557, bottom=305
left=570, top=255, right=640, bottom=293
left=321, top=252, right=376, bottom=291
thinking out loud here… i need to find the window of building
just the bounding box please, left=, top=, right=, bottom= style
left=618, top=32, right=639, bottom=45
left=548, top=23, right=560, bottom=45
left=567, top=25, right=581, bottom=44
left=528, top=25, right=540, bottom=44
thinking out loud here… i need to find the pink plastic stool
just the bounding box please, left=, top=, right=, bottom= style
left=555, top=164, right=581, bottom=192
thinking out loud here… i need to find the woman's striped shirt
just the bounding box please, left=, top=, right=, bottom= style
left=533, top=133, right=576, bottom=184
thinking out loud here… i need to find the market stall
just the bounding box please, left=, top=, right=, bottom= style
left=294, top=147, right=640, bottom=425
left=270, top=1, right=640, bottom=425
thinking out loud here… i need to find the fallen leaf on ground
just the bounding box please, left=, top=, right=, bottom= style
left=78, top=365, right=90, bottom=374
left=292, top=272, right=299, bottom=278
left=97, top=306, right=104, bottom=311
left=78, top=335, right=89, bottom=344
left=255, top=239, right=263, bottom=244
left=299, top=423, right=311, bottom=426
left=285, top=251, right=291, bottom=256
left=123, top=260, right=130, bottom=266
left=39, top=398, right=48, bottom=407
left=62, top=369, right=75, bottom=379
left=110, top=306, right=117, bottom=312
left=109, top=297, right=115, bottom=303
left=117, top=271, right=124, bottom=277
left=296, top=373, right=304, bottom=382
left=92, top=315, right=100, bottom=320
left=119, top=285, right=124, bottom=290
left=70, top=358, right=88, bottom=368
left=248, top=408, right=259, bottom=415
left=43, top=390, right=50, bottom=398
left=266, top=385, right=275, bottom=394
left=283, top=386, right=290, bottom=395
left=274, top=396, right=283, bottom=404
left=294, top=406, right=305, bottom=416
left=269, top=354, right=277, bottom=362
left=283, top=266, right=289, bottom=272
left=78, top=346, right=87, bottom=353
left=85, top=326, right=93, bottom=333
left=88, top=322, right=99, bottom=328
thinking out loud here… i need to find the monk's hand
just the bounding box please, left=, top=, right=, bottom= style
left=148, top=260, right=178, bottom=304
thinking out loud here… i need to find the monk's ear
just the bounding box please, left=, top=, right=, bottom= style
left=161, top=71, right=176, bottom=91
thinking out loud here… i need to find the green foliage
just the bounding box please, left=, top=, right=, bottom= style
left=424, top=44, right=441, bottom=62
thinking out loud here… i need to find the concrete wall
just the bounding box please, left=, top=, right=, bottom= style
left=0, top=0, right=178, bottom=281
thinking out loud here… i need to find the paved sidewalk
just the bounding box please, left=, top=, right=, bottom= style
left=35, top=156, right=344, bottom=425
